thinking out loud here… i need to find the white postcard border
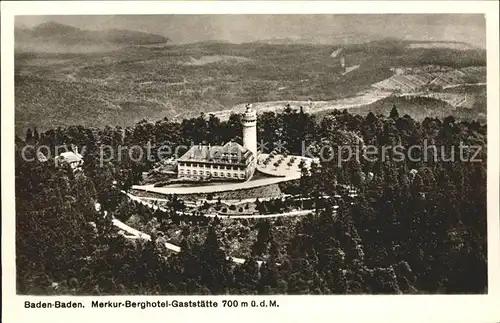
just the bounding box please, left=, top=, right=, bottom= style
left=2, top=2, right=499, bottom=323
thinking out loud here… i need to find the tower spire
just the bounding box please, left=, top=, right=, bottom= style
left=241, top=104, right=257, bottom=158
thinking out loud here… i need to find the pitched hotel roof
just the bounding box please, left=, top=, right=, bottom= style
left=178, top=142, right=252, bottom=165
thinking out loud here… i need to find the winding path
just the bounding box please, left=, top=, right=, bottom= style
left=124, top=191, right=337, bottom=219
left=104, top=189, right=346, bottom=267
left=204, top=209, right=317, bottom=219
left=204, top=80, right=484, bottom=122
left=111, top=217, right=259, bottom=265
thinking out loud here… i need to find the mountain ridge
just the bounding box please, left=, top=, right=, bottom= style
left=15, top=21, right=171, bottom=53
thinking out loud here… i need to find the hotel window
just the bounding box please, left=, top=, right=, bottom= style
left=193, top=170, right=197, bottom=175
left=233, top=173, right=237, bottom=178
left=227, top=172, right=231, bottom=177
left=214, top=172, right=218, bottom=176
left=206, top=171, right=210, bottom=175
left=240, top=173, right=245, bottom=178
left=179, top=170, right=184, bottom=174
left=187, top=170, right=190, bottom=174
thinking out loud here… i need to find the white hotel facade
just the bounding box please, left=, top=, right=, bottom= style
left=177, top=105, right=258, bottom=181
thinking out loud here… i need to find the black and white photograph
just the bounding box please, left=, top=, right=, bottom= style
left=4, top=3, right=498, bottom=303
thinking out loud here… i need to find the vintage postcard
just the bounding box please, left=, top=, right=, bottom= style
left=2, top=1, right=499, bottom=323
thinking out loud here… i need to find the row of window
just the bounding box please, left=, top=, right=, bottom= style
left=179, top=170, right=245, bottom=178
left=179, top=163, right=245, bottom=171
left=179, top=170, right=211, bottom=176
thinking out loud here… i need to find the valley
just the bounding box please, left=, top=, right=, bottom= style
left=15, top=31, right=486, bottom=135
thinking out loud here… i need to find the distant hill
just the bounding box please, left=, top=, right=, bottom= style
left=255, top=35, right=479, bottom=51
left=15, top=22, right=171, bottom=53
left=256, top=33, right=381, bottom=45
left=340, top=95, right=486, bottom=123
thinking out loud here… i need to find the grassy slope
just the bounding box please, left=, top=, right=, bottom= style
left=15, top=40, right=486, bottom=135
left=346, top=96, right=456, bottom=120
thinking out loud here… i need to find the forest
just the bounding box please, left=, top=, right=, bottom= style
left=16, top=106, right=487, bottom=294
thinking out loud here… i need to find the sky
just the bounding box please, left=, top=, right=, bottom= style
left=15, top=14, right=486, bottom=47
